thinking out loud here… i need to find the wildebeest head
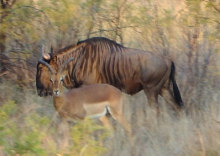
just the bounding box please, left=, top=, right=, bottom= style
left=36, top=46, right=55, bottom=96
left=36, top=61, right=52, bottom=96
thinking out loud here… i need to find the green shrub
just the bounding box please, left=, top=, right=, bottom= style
left=68, top=118, right=108, bottom=156
left=0, top=100, right=108, bottom=156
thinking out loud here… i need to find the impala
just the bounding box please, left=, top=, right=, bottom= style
left=38, top=58, right=131, bottom=136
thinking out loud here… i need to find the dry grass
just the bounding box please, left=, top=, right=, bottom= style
left=104, top=91, right=220, bottom=156
left=0, top=81, right=219, bottom=156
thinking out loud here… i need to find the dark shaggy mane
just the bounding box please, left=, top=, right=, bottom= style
left=52, top=44, right=76, bottom=57
left=77, top=37, right=124, bottom=48
left=52, top=37, right=124, bottom=57
left=52, top=37, right=125, bottom=60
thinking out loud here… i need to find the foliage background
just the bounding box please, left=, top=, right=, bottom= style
left=0, top=0, right=219, bottom=155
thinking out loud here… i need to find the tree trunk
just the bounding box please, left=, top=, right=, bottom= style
left=0, top=0, right=17, bottom=74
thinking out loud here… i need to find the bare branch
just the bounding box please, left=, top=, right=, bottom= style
left=0, top=0, right=16, bottom=9
left=209, top=0, right=220, bottom=13
left=0, top=70, right=8, bottom=77
left=88, top=25, right=140, bottom=35
left=0, top=5, right=53, bottom=27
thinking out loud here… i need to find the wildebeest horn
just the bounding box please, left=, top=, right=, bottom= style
left=50, top=45, right=54, bottom=55
left=38, top=58, right=56, bottom=74
left=41, top=45, right=51, bottom=60
left=58, top=58, right=74, bottom=73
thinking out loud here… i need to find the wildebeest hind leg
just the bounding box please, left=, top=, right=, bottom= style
left=144, top=89, right=160, bottom=117
left=161, top=88, right=179, bottom=112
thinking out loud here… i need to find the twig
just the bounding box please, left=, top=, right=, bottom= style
left=88, top=25, right=140, bottom=35
left=208, top=0, right=220, bottom=13
left=212, top=118, right=220, bottom=124
left=80, top=144, right=88, bottom=156
left=196, top=128, right=206, bottom=156
left=6, top=5, right=52, bottom=26
left=0, top=71, right=8, bottom=77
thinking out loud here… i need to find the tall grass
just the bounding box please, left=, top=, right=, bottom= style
left=0, top=81, right=219, bottom=156
left=0, top=82, right=108, bottom=156
left=106, top=90, right=220, bottom=156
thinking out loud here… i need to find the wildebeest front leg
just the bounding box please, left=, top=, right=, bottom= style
left=144, top=89, right=160, bottom=117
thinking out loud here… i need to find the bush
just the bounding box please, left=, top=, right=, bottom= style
left=0, top=98, right=108, bottom=156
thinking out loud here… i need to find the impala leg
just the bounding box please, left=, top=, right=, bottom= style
left=57, top=119, right=70, bottom=149
left=109, top=103, right=132, bottom=137
left=111, top=111, right=133, bottom=144
left=113, top=113, right=132, bottom=136
left=99, top=115, right=113, bottom=131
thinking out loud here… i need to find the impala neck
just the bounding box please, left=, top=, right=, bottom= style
left=53, top=94, right=65, bottom=111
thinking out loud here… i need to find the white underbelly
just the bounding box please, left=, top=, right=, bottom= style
left=83, top=102, right=109, bottom=119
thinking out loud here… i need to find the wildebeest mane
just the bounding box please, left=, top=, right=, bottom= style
left=51, top=37, right=126, bottom=68
left=51, top=44, right=76, bottom=58
left=44, top=37, right=127, bottom=89
left=55, top=37, right=123, bottom=55
left=77, top=37, right=124, bottom=49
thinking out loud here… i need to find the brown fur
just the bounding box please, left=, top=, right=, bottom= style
left=36, top=37, right=184, bottom=112
left=49, top=68, right=131, bottom=135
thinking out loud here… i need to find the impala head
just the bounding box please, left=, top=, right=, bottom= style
left=49, top=72, right=66, bottom=96
left=38, top=57, right=74, bottom=96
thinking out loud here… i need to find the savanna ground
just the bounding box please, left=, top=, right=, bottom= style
left=0, top=0, right=219, bottom=155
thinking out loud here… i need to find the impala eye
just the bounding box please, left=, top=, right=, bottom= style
left=60, top=77, right=64, bottom=82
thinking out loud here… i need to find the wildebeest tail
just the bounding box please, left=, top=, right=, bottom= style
left=170, top=61, right=184, bottom=108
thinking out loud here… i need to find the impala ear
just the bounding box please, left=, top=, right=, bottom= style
left=41, top=45, right=51, bottom=60
left=61, top=70, right=68, bottom=78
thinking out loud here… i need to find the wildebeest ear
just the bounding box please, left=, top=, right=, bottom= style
left=41, top=45, right=51, bottom=60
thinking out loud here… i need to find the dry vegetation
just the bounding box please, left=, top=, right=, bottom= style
left=0, top=82, right=219, bottom=156
left=0, top=0, right=219, bottom=155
